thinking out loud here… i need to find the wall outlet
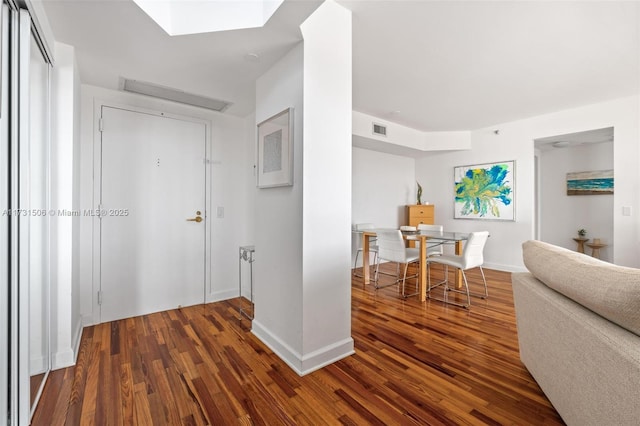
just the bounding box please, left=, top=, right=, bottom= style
left=622, top=206, right=632, bottom=216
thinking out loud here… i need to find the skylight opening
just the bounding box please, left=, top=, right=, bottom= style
left=132, top=0, right=285, bottom=36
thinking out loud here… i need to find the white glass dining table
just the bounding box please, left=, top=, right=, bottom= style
left=359, top=229, right=470, bottom=302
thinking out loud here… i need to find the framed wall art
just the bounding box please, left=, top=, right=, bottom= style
left=566, top=170, right=613, bottom=195
left=454, top=160, right=515, bottom=221
left=257, top=108, right=293, bottom=188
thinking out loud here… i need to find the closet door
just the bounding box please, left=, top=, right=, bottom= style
left=26, top=22, right=51, bottom=416
left=0, top=3, right=10, bottom=424
left=12, top=8, right=51, bottom=424
left=1, top=5, right=51, bottom=424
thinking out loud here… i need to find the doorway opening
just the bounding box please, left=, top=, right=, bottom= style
left=534, top=127, right=614, bottom=262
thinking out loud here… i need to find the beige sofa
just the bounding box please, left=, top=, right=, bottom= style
left=512, top=240, right=640, bottom=426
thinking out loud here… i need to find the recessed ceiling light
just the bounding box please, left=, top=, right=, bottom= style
left=552, top=141, right=570, bottom=148
left=244, top=53, right=261, bottom=63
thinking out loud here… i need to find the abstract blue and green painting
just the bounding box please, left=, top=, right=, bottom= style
left=454, top=162, right=514, bottom=220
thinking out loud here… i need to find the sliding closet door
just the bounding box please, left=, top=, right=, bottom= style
left=0, top=3, right=10, bottom=425
left=11, top=8, right=51, bottom=425
left=2, top=3, right=51, bottom=423
left=26, top=21, right=50, bottom=415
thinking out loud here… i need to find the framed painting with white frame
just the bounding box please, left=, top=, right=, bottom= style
left=454, top=160, right=515, bottom=221
left=257, top=108, right=293, bottom=188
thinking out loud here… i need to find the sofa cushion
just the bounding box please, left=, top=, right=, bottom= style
left=522, top=240, right=640, bottom=337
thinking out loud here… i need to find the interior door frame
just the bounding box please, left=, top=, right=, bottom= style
left=91, top=100, right=212, bottom=324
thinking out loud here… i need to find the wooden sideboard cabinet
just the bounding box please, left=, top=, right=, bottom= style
left=406, top=204, right=434, bottom=247
left=406, top=204, right=434, bottom=227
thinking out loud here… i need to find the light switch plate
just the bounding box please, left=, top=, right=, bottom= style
left=217, top=207, right=224, bottom=218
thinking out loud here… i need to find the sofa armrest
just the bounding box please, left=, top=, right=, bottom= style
left=512, top=272, right=640, bottom=426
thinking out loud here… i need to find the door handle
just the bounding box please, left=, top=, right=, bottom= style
left=187, top=216, right=203, bottom=223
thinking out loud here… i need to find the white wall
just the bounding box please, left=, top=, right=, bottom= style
left=242, top=112, right=256, bottom=246
left=252, top=0, right=354, bottom=376
left=416, top=95, right=639, bottom=271
left=50, top=42, right=82, bottom=369
left=351, top=147, right=415, bottom=266
left=252, top=43, right=305, bottom=368
left=539, top=141, right=614, bottom=262
left=300, top=0, right=353, bottom=372
left=209, top=106, right=254, bottom=301
left=78, top=84, right=248, bottom=326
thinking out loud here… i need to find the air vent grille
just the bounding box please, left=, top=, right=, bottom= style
left=373, top=123, right=387, bottom=137
left=122, top=79, right=231, bottom=112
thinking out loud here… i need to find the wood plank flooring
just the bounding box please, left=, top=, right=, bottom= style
left=33, top=266, right=564, bottom=425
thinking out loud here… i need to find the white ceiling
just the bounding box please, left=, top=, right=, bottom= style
left=41, top=0, right=639, bottom=132
left=40, top=0, right=322, bottom=117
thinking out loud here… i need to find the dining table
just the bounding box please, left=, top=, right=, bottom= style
left=359, top=229, right=471, bottom=302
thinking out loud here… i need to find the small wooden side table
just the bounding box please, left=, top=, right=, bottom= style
left=573, top=237, right=589, bottom=254
left=586, top=241, right=607, bottom=259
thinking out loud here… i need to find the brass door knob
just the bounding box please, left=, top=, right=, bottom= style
left=187, top=216, right=203, bottom=223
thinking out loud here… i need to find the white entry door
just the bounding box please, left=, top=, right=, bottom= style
left=99, top=106, right=207, bottom=322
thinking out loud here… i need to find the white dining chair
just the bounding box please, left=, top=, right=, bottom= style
left=374, top=229, right=420, bottom=297
left=417, top=224, right=448, bottom=291
left=426, top=231, right=489, bottom=308
left=416, top=224, right=447, bottom=257
left=353, top=223, right=379, bottom=279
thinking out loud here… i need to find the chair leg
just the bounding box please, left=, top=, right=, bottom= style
left=375, top=261, right=399, bottom=289
left=426, top=260, right=447, bottom=295
left=402, top=263, right=407, bottom=296
left=375, top=256, right=397, bottom=279
left=449, top=266, right=488, bottom=299
left=428, top=264, right=471, bottom=308
left=401, top=262, right=419, bottom=298
left=461, top=270, right=471, bottom=307
left=373, top=260, right=380, bottom=283
left=440, top=269, right=470, bottom=308
left=355, top=250, right=380, bottom=281
left=479, top=266, right=488, bottom=298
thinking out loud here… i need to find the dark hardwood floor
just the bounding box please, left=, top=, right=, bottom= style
left=33, top=265, right=564, bottom=425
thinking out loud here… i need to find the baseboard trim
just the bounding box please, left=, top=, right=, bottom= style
left=82, top=314, right=95, bottom=327
left=206, top=288, right=238, bottom=303
left=71, top=319, right=84, bottom=364
left=51, top=318, right=85, bottom=370
left=51, top=349, right=75, bottom=370
left=252, top=319, right=354, bottom=376
left=300, top=337, right=355, bottom=375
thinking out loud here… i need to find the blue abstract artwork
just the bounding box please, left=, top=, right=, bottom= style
left=454, top=161, right=515, bottom=220
left=566, top=170, right=613, bottom=195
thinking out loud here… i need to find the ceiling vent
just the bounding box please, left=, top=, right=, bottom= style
left=372, top=123, right=387, bottom=137
left=122, top=79, right=231, bottom=112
